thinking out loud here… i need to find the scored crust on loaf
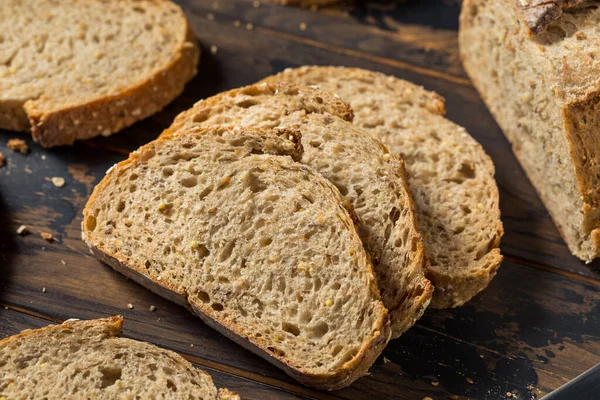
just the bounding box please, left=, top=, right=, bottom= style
left=0, top=0, right=199, bottom=147
left=515, top=0, right=586, bottom=35
left=166, top=82, right=433, bottom=339
left=82, top=126, right=390, bottom=390
left=262, top=67, right=503, bottom=309
left=0, top=316, right=238, bottom=399
left=460, top=0, right=600, bottom=262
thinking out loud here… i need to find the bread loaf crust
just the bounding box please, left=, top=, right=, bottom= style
left=515, top=0, right=586, bottom=34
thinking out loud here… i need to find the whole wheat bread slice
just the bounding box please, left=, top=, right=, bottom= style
left=0, top=316, right=238, bottom=399
left=0, top=0, right=199, bottom=147
left=166, top=82, right=433, bottom=339
left=82, top=126, right=390, bottom=390
left=263, top=67, right=503, bottom=309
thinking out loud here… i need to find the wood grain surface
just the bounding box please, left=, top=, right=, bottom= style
left=1, top=1, right=599, bottom=399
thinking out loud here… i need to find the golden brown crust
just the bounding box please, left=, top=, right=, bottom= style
left=28, top=26, right=199, bottom=147
left=515, top=0, right=585, bottom=35
left=0, top=316, right=123, bottom=347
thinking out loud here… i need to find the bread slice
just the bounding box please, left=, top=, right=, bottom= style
left=82, top=126, right=390, bottom=390
left=460, top=0, right=600, bottom=262
left=262, top=67, right=503, bottom=309
left=0, top=316, right=238, bottom=399
left=166, top=83, right=433, bottom=339
left=0, top=0, right=199, bottom=147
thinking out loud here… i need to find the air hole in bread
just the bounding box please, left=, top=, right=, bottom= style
left=313, top=277, right=322, bottom=292
left=461, top=205, right=472, bottom=215
left=309, top=321, right=329, bottom=339
left=309, top=139, right=322, bottom=148
left=259, top=237, right=272, bottom=247
left=116, top=200, right=125, bottom=212
left=166, top=379, right=177, bottom=392
left=335, top=183, right=349, bottom=196
left=458, top=163, right=476, bottom=179
left=85, top=215, right=97, bottom=231
left=211, top=303, right=224, bottom=311
left=282, top=322, right=300, bottom=336
left=236, top=98, right=260, bottom=108
left=219, top=241, right=235, bottom=261
left=129, top=173, right=138, bottom=181
left=192, top=110, right=210, bottom=123
left=129, top=184, right=136, bottom=193
left=99, top=366, right=122, bottom=388
left=267, top=346, right=286, bottom=357
left=192, top=243, right=210, bottom=258
left=179, top=175, right=197, bottom=188
left=144, top=260, right=151, bottom=269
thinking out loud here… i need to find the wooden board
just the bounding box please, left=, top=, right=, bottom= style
left=0, top=0, right=598, bottom=399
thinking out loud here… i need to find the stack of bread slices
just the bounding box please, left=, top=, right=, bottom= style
left=82, top=66, right=503, bottom=390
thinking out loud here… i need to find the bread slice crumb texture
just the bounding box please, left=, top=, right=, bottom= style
left=0, top=0, right=199, bottom=146
left=166, top=82, right=433, bottom=338
left=82, top=126, right=390, bottom=390
left=0, top=316, right=238, bottom=399
left=262, top=67, right=503, bottom=309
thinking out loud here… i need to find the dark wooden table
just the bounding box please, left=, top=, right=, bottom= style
left=1, top=1, right=598, bottom=399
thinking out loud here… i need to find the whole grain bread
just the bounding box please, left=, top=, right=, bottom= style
left=0, top=316, right=238, bottom=399
left=166, top=82, right=433, bottom=338
left=82, top=126, right=390, bottom=390
left=460, top=0, right=600, bottom=262
left=0, top=0, right=199, bottom=147
left=263, top=67, right=503, bottom=309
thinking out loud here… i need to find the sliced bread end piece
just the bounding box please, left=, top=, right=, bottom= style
left=83, top=125, right=390, bottom=390
left=0, top=316, right=237, bottom=399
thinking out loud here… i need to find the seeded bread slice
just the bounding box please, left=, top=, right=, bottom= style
left=82, top=126, right=390, bottom=390
left=0, top=0, right=199, bottom=147
left=166, top=83, right=433, bottom=339
left=460, top=0, right=600, bottom=262
left=0, top=316, right=238, bottom=399
left=262, top=67, right=503, bottom=309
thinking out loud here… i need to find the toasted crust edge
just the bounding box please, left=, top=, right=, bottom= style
left=22, top=13, right=199, bottom=147
left=82, top=127, right=391, bottom=390
left=0, top=316, right=123, bottom=347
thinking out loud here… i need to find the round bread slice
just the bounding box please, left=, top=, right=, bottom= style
left=166, top=83, right=433, bottom=339
left=262, top=67, right=503, bottom=309
left=0, top=0, right=199, bottom=147
left=0, top=316, right=238, bottom=399
left=82, top=126, right=390, bottom=390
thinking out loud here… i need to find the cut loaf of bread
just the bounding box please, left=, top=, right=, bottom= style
left=0, top=316, right=238, bottom=399
left=0, top=0, right=199, bottom=147
left=263, top=67, right=503, bottom=308
left=82, top=126, right=390, bottom=390
left=460, top=0, right=600, bottom=262
left=166, top=83, right=433, bottom=339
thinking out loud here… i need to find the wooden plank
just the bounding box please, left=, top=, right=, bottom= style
left=0, top=308, right=315, bottom=400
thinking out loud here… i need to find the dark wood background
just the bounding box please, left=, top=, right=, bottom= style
left=1, top=1, right=598, bottom=399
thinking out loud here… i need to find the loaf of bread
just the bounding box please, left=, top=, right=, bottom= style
left=0, top=0, right=199, bottom=147
left=263, top=67, right=503, bottom=308
left=460, top=0, right=600, bottom=262
left=166, top=82, right=433, bottom=339
left=82, top=126, right=390, bottom=390
left=0, top=316, right=238, bottom=399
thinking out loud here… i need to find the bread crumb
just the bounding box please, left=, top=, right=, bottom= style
left=575, top=31, right=586, bottom=40
left=479, top=354, right=484, bottom=358
left=127, top=303, right=134, bottom=309
left=431, top=381, right=439, bottom=386
left=16, top=225, right=28, bottom=235
left=210, top=45, right=218, bottom=54
left=40, top=232, right=53, bottom=241
left=41, top=287, right=46, bottom=293
left=0, top=153, right=5, bottom=167
left=299, top=22, right=307, bottom=31
left=383, top=357, right=391, bottom=364
left=506, top=393, right=512, bottom=398
left=466, top=377, right=474, bottom=384
left=233, top=20, right=241, bottom=27
left=7, top=138, right=28, bottom=154
left=51, top=177, right=65, bottom=188
left=190, top=343, right=195, bottom=347
left=246, top=23, right=254, bottom=30
left=61, top=260, right=66, bottom=265
left=150, top=305, right=157, bottom=312
left=207, top=12, right=214, bottom=20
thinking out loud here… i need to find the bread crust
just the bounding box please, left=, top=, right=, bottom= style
left=82, top=127, right=391, bottom=390
left=515, top=0, right=585, bottom=35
